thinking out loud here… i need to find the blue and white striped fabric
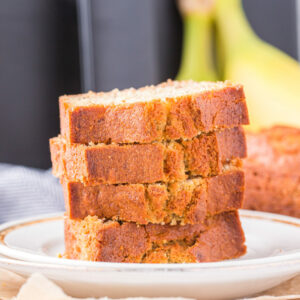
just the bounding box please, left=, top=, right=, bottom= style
left=0, top=163, right=64, bottom=223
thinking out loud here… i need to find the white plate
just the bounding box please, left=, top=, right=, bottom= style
left=0, top=210, right=300, bottom=300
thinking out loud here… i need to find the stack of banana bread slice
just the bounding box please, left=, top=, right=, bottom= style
left=50, top=80, right=249, bottom=263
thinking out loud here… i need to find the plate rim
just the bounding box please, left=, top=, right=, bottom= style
left=0, top=209, right=300, bottom=271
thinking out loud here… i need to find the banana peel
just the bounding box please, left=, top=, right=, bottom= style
left=215, top=0, right=300, bottom=131
left=176, top=0, right=218, bottom=81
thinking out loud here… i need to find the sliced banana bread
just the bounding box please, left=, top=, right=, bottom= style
left=244, top=126, right=300, bottom=218
left=64, top=211, right=246, bottom=263
left=63, top=170, right=244, bottom=224
left=50, top=127, right=246, bottom=185
left=60, top=80, right=249, bottom=144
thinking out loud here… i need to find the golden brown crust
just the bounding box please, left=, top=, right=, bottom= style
left=50, top=127, right=246, bottom=184
left=60, top=81, right=248, bottom=144
left=64, top=211, right=246, bottom=263
left=63, top=170, right=244, bottom=224
left=243, top=126, right=300, bottom=218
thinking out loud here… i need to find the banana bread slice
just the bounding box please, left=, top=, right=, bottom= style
left=60, top=80, right=249, bottom=144
left=63, top=170, right=244, bottom=225
left=244, top=126, right=300, bottom=218
left=50, top=127, right=246, bottom=185
left=64, top=211, right=246, bottom=263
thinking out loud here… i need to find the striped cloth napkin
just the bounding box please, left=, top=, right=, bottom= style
left=0, top=163, right=64, bottom=223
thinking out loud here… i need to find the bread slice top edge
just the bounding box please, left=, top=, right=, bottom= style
left=60, top=79, right=245, bottom=108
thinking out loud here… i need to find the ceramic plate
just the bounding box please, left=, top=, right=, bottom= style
left=0, top=210, right=300, bottom=300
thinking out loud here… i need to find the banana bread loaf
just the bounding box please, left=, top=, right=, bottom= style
left=244, top=126, right=300, bottom=217
left=60, top=80, right=249, bottom=144
left=64, top=211, right=246, bottom=263
left=50, top=127, right=246, bottom=185
left=63, top=170, right=244, bottom=224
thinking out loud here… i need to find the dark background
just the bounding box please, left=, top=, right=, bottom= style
left=0, top=0, right=298, bottom=169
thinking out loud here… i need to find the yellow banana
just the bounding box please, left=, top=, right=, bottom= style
left=176, top=0, right=218, bottom=81
left=215, top=0, right=300, bottom=131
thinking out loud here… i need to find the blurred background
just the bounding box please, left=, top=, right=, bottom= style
left=0, top=0, right=299, bottom=169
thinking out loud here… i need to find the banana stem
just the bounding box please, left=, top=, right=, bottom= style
left=176, top=13, right=217, bottom=81
left=215, top=0, right=257, bottom=57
